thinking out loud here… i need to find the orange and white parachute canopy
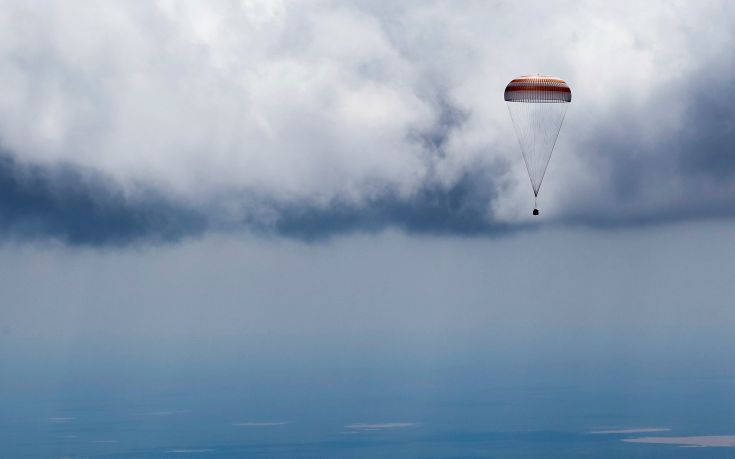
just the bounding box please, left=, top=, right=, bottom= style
left=504, top=75, right=571, bottom=103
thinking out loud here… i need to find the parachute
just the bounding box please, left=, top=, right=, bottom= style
left=504, top=75, right=571, bottom=215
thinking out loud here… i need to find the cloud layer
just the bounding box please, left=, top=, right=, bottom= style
left=0, top=1, right=733, bottom=244
left=0, top=153, right=205, bottom=245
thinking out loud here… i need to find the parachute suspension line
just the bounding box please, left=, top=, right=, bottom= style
left=507, top=103, right=536, bottom=194
left=506, top=101, right=568, bottom=197
left=539, top=102, right=569, bottom=193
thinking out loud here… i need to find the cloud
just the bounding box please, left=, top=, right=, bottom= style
left=345, top=422, right=416, bottom=430
left=232, top=421, right=290, bottom=427
left=590, top=427, right=670, bottom=435
left=0, top=1, right=733, bottom=245
left=557, top=60, right=735, bottom=227
left=0, top=153, right=206, bottom=246
left=47, top=416, right=75, bottom=423
left=623, top=435, right=735, bottom=447
left=261, top=166, right=513, bottom=240
left=144, top=410, right=191, bottom=416
left=0, top=146, right=509, bottom=245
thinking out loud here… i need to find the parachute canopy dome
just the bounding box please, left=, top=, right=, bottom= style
left=504, top=75, right=571, bottom=103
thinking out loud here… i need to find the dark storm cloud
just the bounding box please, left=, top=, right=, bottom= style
left=0, top=145, right=513, bottom=245
left=676, top=74, right=735, bottom=180
left=559, top=58, right=735, bottom=227
left=265, top=169, right=512, bottom=241
left=0, top=154, right=206, bottom=246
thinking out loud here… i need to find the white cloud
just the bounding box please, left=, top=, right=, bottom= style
left=590, top=427, right=670, bottom=434
left=345, top=422, right=415, bottom=430
left=144, top=409, right=190, bottom=416
left=47, top=416, right=75, bottom=423
left=233, top=421, right=290, bottom=426
left=0, top=1, right=733, bottom=227
left=624, top=435, right=735, bottom=447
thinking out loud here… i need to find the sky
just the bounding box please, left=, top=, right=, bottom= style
left=0, top=2, right=735, bottom=455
